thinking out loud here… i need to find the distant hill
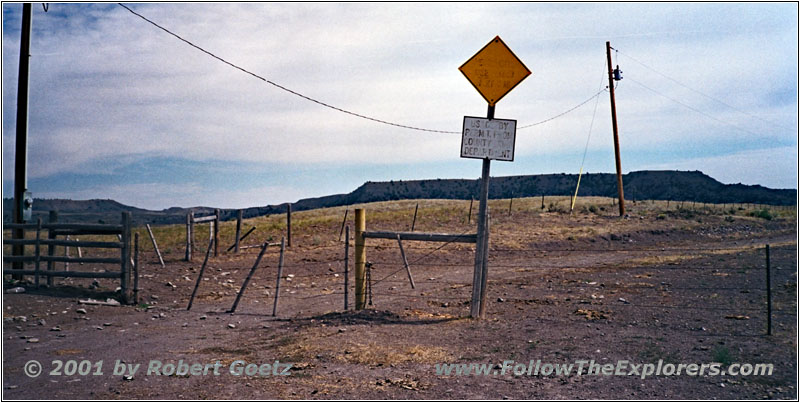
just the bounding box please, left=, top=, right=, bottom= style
left=3, top=170, right=796, bottom=225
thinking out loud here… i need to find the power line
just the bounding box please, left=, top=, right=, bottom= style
left=117, top=3, right=457, bottom=134
left=118, top=3, right=606, bottom=135
left=518, top=89, right=605, bottom=130
left=617, top=49, right=794, bottom=133
left=626, top=76, right=768, bottom=138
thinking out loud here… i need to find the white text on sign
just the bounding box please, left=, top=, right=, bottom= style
left=460, top=116, right=517, bottom=161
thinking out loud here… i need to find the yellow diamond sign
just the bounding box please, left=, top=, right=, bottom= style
left=459, top=36, right=531, bottom=106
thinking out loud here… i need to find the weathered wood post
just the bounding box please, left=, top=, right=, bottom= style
left=34, top=218, right=41, bottom=287
left=214, top=208, right=220, bottom=257
left=187, top=237, right=214, bottom=311
left=120, top=211, right=132, bottom=304
left=185, top=212, right=192, bottom=262
left=354, top=208, right=366, bottom=310
left=47, top=210, right=57, bottom=286
left=411, top=203, right=419, bottom=231
left=65, top=235, right=70, bottom=271
left=234, top=209, right=242, bottom=253
left=344, top=225, right=349, bottom=310
left=230, top=239, right=270, bottom=314
left=133, top=233, right=139, bottom=305
left=272, top=237, right=286, bottom=316
left=766, top=244, right=772, bottom=336
left=190, top=211, right=196, bottom=252
left=397, top=234, right=415, bottom=289
left=468, top=198, right=474, bottom=223
left=339, top=209, right=349, bottom=242
left=145, top=224, right=165, bottom=267
left=287, top=204, right=292, bottom=247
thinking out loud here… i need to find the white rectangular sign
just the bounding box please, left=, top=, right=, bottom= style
left=460, top=116, right=517, bottom=161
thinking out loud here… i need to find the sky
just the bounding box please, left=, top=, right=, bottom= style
left=2, top=2, right=797, bottom=210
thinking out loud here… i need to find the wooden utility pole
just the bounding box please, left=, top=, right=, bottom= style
left=606, top=41, right=625, bottom=216
left=12, top=3, right=33, bottom=276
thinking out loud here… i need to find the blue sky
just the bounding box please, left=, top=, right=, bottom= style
left=3, top=3, right=797, bottom=210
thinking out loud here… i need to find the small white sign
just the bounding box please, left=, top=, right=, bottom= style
left=460, top=116, right=517, bottom=161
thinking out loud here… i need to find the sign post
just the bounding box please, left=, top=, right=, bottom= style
left=459, top=36, right=530, bottom=318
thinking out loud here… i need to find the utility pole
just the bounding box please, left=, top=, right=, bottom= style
left=606, top=41, right=625, bottom=216
left=12, top=3, right=33, bottom=274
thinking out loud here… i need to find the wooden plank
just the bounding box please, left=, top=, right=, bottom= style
left=3, top=256, right=36, bottom=263
left=3, top=238, right=38, bottom=246
left=362, top=231, right=477, bottom=243
left=2, top=223, right=39, bottom=230
left=38, top=239, right=121, bottom=248
left=193, top=215, right=216, bottom=223
left=43, top=223, right=123, bottom=231
left=3, top=270, right=122, bottom=279
left=40, top=256, right=122, bottom=264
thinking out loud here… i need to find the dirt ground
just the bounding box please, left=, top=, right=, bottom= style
left=3, top=199, right=797, bottom=399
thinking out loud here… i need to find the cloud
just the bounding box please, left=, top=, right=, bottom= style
left=2, top=3, right=796, bottom=209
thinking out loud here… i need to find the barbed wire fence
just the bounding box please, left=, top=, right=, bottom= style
left=201, top=230, right=795, bottom=338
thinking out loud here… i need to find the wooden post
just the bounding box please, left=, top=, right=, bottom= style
left=508, top=197, right=513, bottom=216
left=541, top=194, right=545, bottom=210
left=234, top=210, right=242, bottom=253
left=145, top=224, right=165, bottom=267
left=766, top=244, right=772, bottom=336
left=214, top=208, right=220, bottom=257
left=65, top=235, right=70, bottom=271
left=355, top=208, right=366, bottom=310
left=230, top=239, right=271, bottom=314
left=468, top=198, right=474, bottom=224
left=46, top=210, right=57, bottom=286
left=470, top=104, right=494, bottom=319
left=339, top=209, right=348, bottom=242
left=397, top=234, right=415, bottom=289
left=34, top=218, right=41, bottom=288
left=470, top=156, right=491, bottom=319
left=76, top=238, right=83, bottom=265
left=185, top=212, right=192, bottom=262
left=344, top=225, right=349, bottom=310
left=133, top=233, right=139, bottom=305
left=271, top=237, right=286, bottom=316
left=227, top=226, right=256, bottom=252
left=187, top=237, right=215, bottom=311
left=478, top=211, right=491, bottom=317
left=120, top=212, right=132, bottom=304
left=286, top=204, right=292, bottom=247
left=190, top=211, right=195, bottom=252
left=411, top=203, right=419, bottom=231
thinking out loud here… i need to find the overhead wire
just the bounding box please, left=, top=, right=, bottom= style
left=118, top=3, right=603, bottom=135
left=616, top=49, right=794, bottom=133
